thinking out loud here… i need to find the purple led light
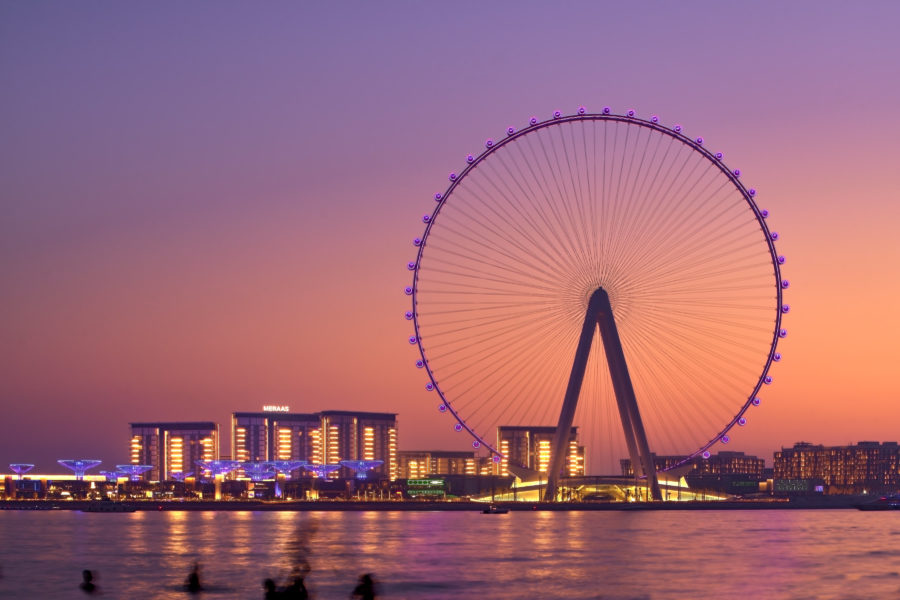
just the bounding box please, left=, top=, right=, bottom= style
left=438, top=404, right=447, bottom=412
left=702, top=451, right=711, bottom=459
left=409, top=336, right=417, bottom=344
left=674, top=124, right=682, bottom=132
left=577, top=106, right=586, bottom=115
left=696, top=137, right=704, bottom=145
left=415, top=360, right=424, bottom=368
left=434, top=192, right=442, bottom=201
left=454, top=423, right=463, bottom=432
left=404, top=286, right=413, bottom=295
left=425, top=382, right=434, bottom=391
left=778, top=255, right=786, bottom=264
left=721, top=435, right=730, bottom=444
left=781, top=304, right=790, bottom=314
left=773, top=352, right=782, bottom=361
left=770, top=231, right=779, bottom=241
left=779, top=329, right=788, bottom=338
left=626, top=109, right=635, bottom=117
left=603, top=106, right=611, bottom=114
left=506, top=126, right=515, bottom=136
left=761, top=209, right=769, bottom=218
left=472, top=441, right=481, bottom=448
left=764, top=375, right=773, bottom=384
left=485, top=139, right=494, bottom=148
left=651, top=115, right=659, bottom=123
left=466, top=154, right=474, bottom=163
left=422, top=214, right=431, bottom=223
left=752, top=397, right=761, bottom=406
left=738, top=417, right=747, bottom=426
left=492, top=455, right=501, bottom=463
left=449, top=172, right=457, bottom=181
left=529, top=116, right=538, bottom=125
left=715, top=152, right=723, bottom=160
left=748, top=188, right=757, bottom=197
left=781, top=279, right=790, bottom=289
left=404, top=311, right=413, bottom=320
left=407, top=262, right=416, bottom=271
left=413, top=237, right=422, bottom=246
left=733, top=169, right=741, bottom=177
left=553, top=110, right=561, bottom=119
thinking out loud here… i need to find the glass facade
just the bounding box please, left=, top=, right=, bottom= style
left=129, top=422, right=218, bottom=481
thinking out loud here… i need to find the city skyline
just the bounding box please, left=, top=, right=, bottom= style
left=3, top=2, right=900, bottom=471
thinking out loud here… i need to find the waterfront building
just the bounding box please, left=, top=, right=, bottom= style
left=496, top=426, right=584, bottom=478
left=319, top=410, right=397, bottom=480
left=130, top=422, right=218, bottom=481
left=398, top=450, right=481, bottom=479
left=620, top=451, right=766, bottom=478
left=231, top=410, right=320, bottom=468
left=774, top=441, right=900, bottom=494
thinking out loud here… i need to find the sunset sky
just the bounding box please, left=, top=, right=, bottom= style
left=2, top=1, right=899, bottom=471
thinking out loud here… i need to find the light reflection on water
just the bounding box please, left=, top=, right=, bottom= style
left=0, top=509, right=899, bottom=599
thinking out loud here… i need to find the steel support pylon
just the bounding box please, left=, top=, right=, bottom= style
left=544, top=288, right=662, bottom=501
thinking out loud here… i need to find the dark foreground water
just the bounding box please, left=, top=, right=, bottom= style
left=0, top=509, right=898, bottom=599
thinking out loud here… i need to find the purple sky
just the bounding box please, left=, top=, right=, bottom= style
left=2, top=1, right=900, bottom=472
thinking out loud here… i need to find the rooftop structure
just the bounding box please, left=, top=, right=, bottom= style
left=9, top=464, right=35, bottom=479
left=57, top=459, right=102, bottom=480
left=116, top=464, right=153, bottom=482
left=340, top=460, right=384, bottom=480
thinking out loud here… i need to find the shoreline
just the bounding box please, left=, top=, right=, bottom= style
left=0, top=497, right=868, bottom=512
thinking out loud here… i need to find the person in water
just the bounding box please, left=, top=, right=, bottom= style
left=351, top=573, right=376, bottom=599
left=80, top=570, right=99, bottom=594
left=185, top=562, right=202, bottom=594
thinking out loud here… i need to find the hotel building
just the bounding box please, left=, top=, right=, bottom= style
left=398, top=450, right=490, bottom=479
left=774, top=441, right=900, bottom=494
left=232, top=410, right=321, bottom=467
left=619, top=451, right=766, bottom=479
left=129, top=422, right=219, bottom=481
left=496, top=426, right=584, bottom=478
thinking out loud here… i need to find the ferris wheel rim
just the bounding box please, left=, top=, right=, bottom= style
left=407, top=109, right=785, bottom=470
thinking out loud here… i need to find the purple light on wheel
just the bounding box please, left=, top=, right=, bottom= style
left=449, top=172, right=457, bottom=181
left=405, top=311, right=413, bottom=320
left=578, top=106, right=586, bottom=115
left=438, top=404, right=447, bottom=412
left=404, top=286, right=413, bottom=295
left=473, top=440, right=481, bottom=448
left=748, top=188, right=757, bottom=197
left=553, top=110, right=561, bottom=119
left=466, top=154, right=475, bottom=163
left=603, top=107, right=611, bottom=114
left=425, top=382, right=434, bottom=391
left=434, top=192, right=442, bottom=201
left=778, top=255, right=786, bottom=265
left=779, top=329, right=788, bottom=338
left=651, top=115, right=659, bottom=123
left=415, top=360, right=424, bottom=368
left=485, top=139, right=494, bottom=148
left=507, top=126, right=515, bottom=136
left=761, top=209, right=769, bottom=218
left=773, top=352, right=782, bottom=361
left=454, top=424, right=462, bottom=432
left=407, top=262, right=416, bottom=271
left=781, top=304, right=790, bottom=314
left=423, top=214, right=431, bottom=223
left=529, top=116, right=538, bottom=125
left=733, top=169, right=741, bottom=177
left=492, top=455, right=501, bottom=463
left=715, top=152, right=723, bottom=160
left=409, top=336, right=417, bottom=344
left=752, top=397, right=761, bottom=406
left=738, top=417, right=747, bottom=426
left=696, top=137, right=704, bottom=145
left=702, top=451, right=711, bottom=459
left=413, top=237, right=422, bottom=246
left=627, top=109, right=635, bottom=117
left=770, top=231, right=779, bottom=241
left=781, top=279, right=790, bottom=289
left=721, top=435, right=730, bottom=444
left=764, top=375, right=773, bottom=384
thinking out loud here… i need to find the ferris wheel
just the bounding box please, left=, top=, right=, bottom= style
left=404, top=107, right=788, bottom=499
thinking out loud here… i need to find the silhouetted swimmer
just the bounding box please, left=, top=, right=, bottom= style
left=283, top=574, right=309, bottom=599
left=185, top=562, right=202, bottom=594
left=80, top=570, right=99, bottom=594
left=263, top=578, right=279, bottom=599
left=351, top=573, right=376, bottom=600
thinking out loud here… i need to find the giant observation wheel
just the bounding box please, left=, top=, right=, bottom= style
left=404, top=107, right=789, bottom=498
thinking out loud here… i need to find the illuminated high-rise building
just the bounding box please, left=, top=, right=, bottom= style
left=231, top=410, right=320, bottom=468
left=129, top=422, right=218, bottom=481
left=496, top=426, right=584, bottom=478
left=319, top=411, right=397, bottom=480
